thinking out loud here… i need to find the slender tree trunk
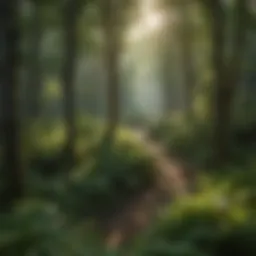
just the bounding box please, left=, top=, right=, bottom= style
left=160, top=19, right=175, bottom=116
left=26, top=1, right=43, bottom=119
left=200, top=0, right=230, bottom=164
left=209, top=0, right=229, bottom=164
left=162, top=56, right=174, bottom=116
left=62, top=0, right=79, bottom=166
left=101, top=0, right=121, bottom=136
left=0, top=0, right=23, bottom=209
left=201, top=0, right=248, bottom=164
left=178, top=1, right=196, bottom=119
left=213, top=0, right=248, bottom=164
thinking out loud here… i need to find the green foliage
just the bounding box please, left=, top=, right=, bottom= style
left=23, top=120, right=156, bottom=221
left=150, top=116, right=212, bottom=166
left=1, top=119, right=157, bottom=255
left=2, top=165, right=255, bottom=256
left=150, top=115, right=256, bottom=168
left=25, top=117, right=103, bottom=176
left=65, top=129, right=156, bottom=219
left=145, top=115, right=256, bottom=256
left=137, top=175, right=256, bottom=256
left=142, top=242, right=206, bottom=256
left=0, top=200, right=106, bottom=256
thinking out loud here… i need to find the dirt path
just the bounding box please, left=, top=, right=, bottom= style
left=104, top=130, right=190, bottom=249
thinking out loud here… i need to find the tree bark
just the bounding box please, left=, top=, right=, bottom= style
left=26, top=1, right=43, bottom=120
left=62, top=0, right=79, bottom=166
left=0, top=0, right=23, bottom=209
left=201, top=0, right=248, bottom=164
left=159, top=13, right=179, bottom=117
left=213, top=0, right=248, bottom=164
left=178, top=1, right=196, bottom=119
left=161, top=35, right=174, bottom=116
left=101, top=0, right=121, bottom=136
left=209, top=0, right=229, bottom=164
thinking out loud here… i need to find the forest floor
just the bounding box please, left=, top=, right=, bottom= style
left=103, top=129, right=193, bottom=249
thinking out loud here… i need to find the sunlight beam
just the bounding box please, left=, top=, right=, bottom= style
left=127, top=11, right=165, bottom=42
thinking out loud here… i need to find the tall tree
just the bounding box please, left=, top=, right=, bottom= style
left=26, top=0, right=43, bottom=119
left=62, top=0, right=80, bottom=166
left=0, top=0, right=23, bottom=209
left=101, top=0, right=122, bottom=135
left=200, top=0, right=249, bottom=164
left=159, top=11, right=177, bottom=116
left=178, top=1, right=196, bottom=119
left=158, top=0, right=196, bottom=117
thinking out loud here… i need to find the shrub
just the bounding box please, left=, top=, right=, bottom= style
left=0, top=200, right=77, bottom=255
left=138, top=176, right=255, bottom=256
left=23, top=120, right=156, bottom=222
left=142, top=242, right=207, bottom=256
left=65, top=129, right=156, bottom=219
left=150, top=117, right=212, bottom=166
left=150, top=117, right=256, bottom=168
left=0, top=200, right=106, bottom=256
left=26, top=118, right=103, bottom=177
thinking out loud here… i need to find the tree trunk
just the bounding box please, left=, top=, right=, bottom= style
left=208, top=0, right=229, bottom=164
left=160, top=19, right=176, bottom=116
left=0, top=0, right=23, bottom=209
left=178, top=1, right=196, bottom=119
left=200, top=0, right=249, bottom=164
left=101, top=0, right=121, bottom=136
left=26, top=1, right=43, bottom=120
left=213, top=0, right=248, bottom=164
left=162, top=58, right=175, bottom=116
left=62, top=0, right=79, bottom=166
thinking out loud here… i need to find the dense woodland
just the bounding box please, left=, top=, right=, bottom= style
left=0, top=0, right=256, bottom=255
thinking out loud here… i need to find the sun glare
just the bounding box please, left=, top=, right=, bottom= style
left=127, top=11, right=165, bottom=42
left=145, top=12, right=164, bottom=30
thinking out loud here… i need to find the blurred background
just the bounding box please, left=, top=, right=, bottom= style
left=0, top=0, right=255, bottom=255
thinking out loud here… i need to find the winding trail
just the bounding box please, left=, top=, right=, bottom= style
left=103, top=129, right=192, bottom=249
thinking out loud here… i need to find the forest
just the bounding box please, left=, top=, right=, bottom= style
left=0, top=0, right=255, bottom=255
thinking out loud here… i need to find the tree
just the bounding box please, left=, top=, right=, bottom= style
left=158, top=0, right=196, bottom=118
left=159, top=11, right=177, bottom=116
left=25, top=0, right=43, bottom=119
left=178, top=1, right=196, bottom=119
left=62, top=0, right=80, bottom=166
left=0, top=0, right=23, bottom=209
left=200, top=0, right=249, bottom=164
left=100, top=0, right=122, bottom=135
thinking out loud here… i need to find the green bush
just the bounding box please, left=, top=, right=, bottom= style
left=138, top=176, right=256, bottom=256
left=0, top=200, right=106, bottom=256
left=23, top=123, right=157, bottom=221
left=150, top=117, right=212, bottom=166
left=142, top=242, right=207, bottom=256
left=20, top=117, right=157, bottom=223
left=26, top=117, right=103, bottom=176
left=150, top=117, right=256, bottom=168
left=65, top=129, right=156, bottom=219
